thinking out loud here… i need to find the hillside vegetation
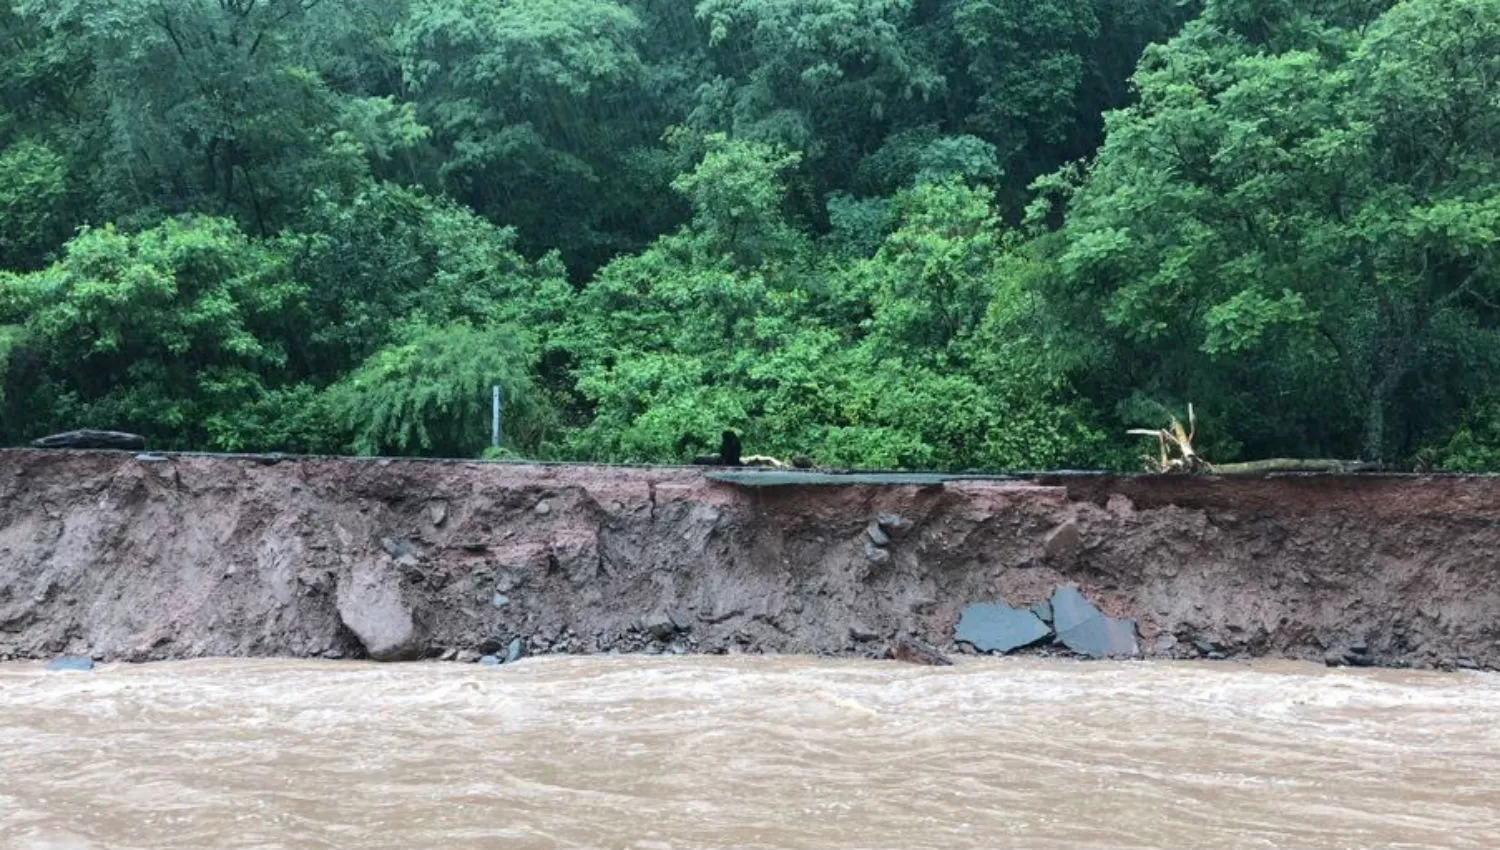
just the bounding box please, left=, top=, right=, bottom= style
left=2, top=0, right=1498, bottom=470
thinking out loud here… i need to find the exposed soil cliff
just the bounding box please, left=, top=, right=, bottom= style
left=0, top=450, right=1496, bottom=670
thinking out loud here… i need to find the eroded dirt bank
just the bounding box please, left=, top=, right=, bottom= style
left=0, top=450, right=1496, bottom=669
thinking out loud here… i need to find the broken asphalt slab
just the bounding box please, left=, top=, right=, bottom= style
left=1050, top=585, right=1139, bottom=658
left=954, top=602, right=1052, bottom=654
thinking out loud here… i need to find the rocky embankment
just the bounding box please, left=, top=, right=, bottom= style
left=0, top=450, right=1496, bottom=671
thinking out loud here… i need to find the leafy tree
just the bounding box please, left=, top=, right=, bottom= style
left=861, top=177, right=1006, bottom=356
left=1040, top=0, right=1500, bottom=463
left=327, top=321, right=554, bottom=457
left=559, top=136, right=809, bottom=458
left=564, top=139, right=1101, bottom=470
left=945, top=0, right=1101, bottom=182
left=395, top=0, right=655, bottom=274
left=282, top=178, right=573, bottom=382
left=857, top=128, right=1003, bottom=195
left=11, top=0, right=423, bottom=234
left=205, top=383, right=341, bottom=455
left=0, top=216, right=303, bottom=446
left=0, top=138, right=70, bottom=270
left=690, top=0, right=940, bottom=157
left=668, top=133, right=805, bottom=266
left=1427, top=394, right=1500, bottom=472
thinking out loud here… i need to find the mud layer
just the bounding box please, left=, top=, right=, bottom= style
left=0, top=450, right=1495, bottom=669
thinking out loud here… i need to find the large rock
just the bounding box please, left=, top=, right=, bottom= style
left=891, top=638, right=951, bottom=666
left=31, top=430, right=146, bottom=451
left=1050, top=585, right=1138, bottom=658
left=1043, top=520, right=1084, bottom=561
left=336, top=561, right=423, bottom=661
left=954, top=602, right=1052, bottom=653
left=505, top=637, right=526, bottom=664
left=640, top=612, right=679, bottom=640
left=876, top=513, right=914, bottom=539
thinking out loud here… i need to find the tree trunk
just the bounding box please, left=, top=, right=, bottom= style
left=1211, top=458, right=1381, bottom=475
left=1362, top=381, right=1389, bottom=463
left=1362, top=290, right=1421, bottom=464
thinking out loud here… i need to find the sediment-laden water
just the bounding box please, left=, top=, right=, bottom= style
left=1, top=656, right=1496, bottom=849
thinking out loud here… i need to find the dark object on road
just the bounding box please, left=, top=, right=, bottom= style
left=692, top=430, right=743, bottom=466
left=32, top=430, right=147, bottom=451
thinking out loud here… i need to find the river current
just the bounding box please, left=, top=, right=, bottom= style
left=1, top=655, right=1496, bottom=849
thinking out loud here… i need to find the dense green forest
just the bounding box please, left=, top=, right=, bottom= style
left=2, top=0, right=1499, bottom=471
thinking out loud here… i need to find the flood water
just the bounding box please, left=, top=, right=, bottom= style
left=1, top=656, right=1497, bottom=850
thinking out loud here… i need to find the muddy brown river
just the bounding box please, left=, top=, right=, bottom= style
left=1, top=656, right=1497, bottom=850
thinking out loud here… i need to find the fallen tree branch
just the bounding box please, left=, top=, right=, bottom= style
left=1205, top=458, right=1382, bottom=476
left=1127, top=404, right=1209, bottom=473
left=1127, top=405, right=1378, bottom=476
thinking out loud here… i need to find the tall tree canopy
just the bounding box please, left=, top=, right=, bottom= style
left=1040, top=0, right=1500, bottom=463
